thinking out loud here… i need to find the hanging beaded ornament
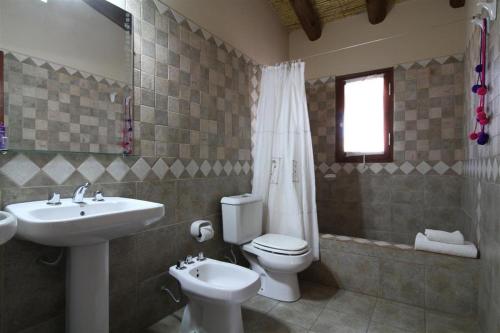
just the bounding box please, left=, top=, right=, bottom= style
left=469, top=18, right=489, bottom=145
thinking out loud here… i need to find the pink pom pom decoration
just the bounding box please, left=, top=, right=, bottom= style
left=480, top=117, right=489, bottom=125
left=477, top=86, right=488, bottom=95
left=471, top=19, right=489, bottom=146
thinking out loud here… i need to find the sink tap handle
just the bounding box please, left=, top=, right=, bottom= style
left=93, top=191, right=105, bottom=202
left=176, top=260, right=186, bottom=270
left=197, top=252, right=206, bottom=261
left=47, top=192, right=61, bottom=205
left=184, top=255, right=194, bottom=264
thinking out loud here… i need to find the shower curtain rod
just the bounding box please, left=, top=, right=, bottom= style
left=261, top=59, right=304, bottom=69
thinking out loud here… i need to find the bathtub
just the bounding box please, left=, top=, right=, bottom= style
left=301, top=233, right=479, bottom=316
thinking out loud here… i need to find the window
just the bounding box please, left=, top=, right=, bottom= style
left=335, top=68, right=393, bottom=163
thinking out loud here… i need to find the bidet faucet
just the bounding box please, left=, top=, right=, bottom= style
left=176, top=260, right=186, bottom=270
left=184, top=255, right=194, bottom=264
left=72, top=182, right=90, bottom=203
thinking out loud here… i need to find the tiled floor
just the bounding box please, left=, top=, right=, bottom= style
left=145, top=282, right=480, bottom=333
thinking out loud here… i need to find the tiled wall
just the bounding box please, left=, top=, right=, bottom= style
left=132, top=0, right=253, bottom=161
left=302, top=234, right=479, bottom=316
left=462, top=2, right=500, bottom=331
left=3, top=51, right=132, bottom=154
left=0, top=0, right=258, bottom=332
left=306, top=56, right=465, bottom=244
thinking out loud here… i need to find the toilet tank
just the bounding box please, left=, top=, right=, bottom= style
left=221, top=194, right=263, bottom=245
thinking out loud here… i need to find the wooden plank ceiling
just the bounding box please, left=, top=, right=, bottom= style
left=269, top=0, right=407, bottom=30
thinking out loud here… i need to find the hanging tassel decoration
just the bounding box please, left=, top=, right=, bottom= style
left=120, top=96, right=134, bottom=155
left=469, top=18, right=490, bottom=145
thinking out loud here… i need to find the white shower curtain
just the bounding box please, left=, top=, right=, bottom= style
left=252, top=62, right=319, bottom=260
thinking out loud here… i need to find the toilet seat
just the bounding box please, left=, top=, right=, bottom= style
left=251, top=233, right=309, bottom=256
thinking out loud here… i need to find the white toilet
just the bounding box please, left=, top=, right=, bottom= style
left=169, top=257, right=260, bottom=333
left=221, top=194, right=313, bottom=302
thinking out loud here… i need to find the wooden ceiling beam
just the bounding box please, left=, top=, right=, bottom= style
left=365, top=0, right=388, bottom=24
left=289, top=0, right=322, bottom=41
left=449, top=0, right=465, bottom=8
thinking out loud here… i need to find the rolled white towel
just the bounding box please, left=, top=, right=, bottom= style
left=415, top=233, right=477, bottom=258
left=424, top=229, right=464, bottom=245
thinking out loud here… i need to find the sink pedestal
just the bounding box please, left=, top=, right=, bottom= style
left=5, top=197, right=165, bottom=332
left=67, top=242, right=109, bottom=333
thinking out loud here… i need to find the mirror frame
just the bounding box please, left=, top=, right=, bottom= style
left=82, top=0, right=133, bottom=34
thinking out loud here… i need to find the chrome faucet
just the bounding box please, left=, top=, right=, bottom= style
left=72, top=182, right=90, bottom=203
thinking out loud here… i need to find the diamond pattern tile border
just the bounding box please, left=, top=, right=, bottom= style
left=305, top=54, right=464, bottom=85
left=0, top=154, right=40, bottom=186
left=316, top=161, right=463, bottom=176
left=321, top=233, right=413, bottom=250
left=1, top=49, right=130, bottom=88
left=0, top=153, right=252, bottom=188
left=0, top=0, right=261, bottom=90
left=140, top=4, right=258, bottom=66
left=464, top=157, right=500, bottom=182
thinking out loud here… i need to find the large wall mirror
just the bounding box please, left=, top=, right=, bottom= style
left=0, top=0, right=134, bottom=154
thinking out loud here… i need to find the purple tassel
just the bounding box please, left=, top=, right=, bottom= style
left=477, top=131, right=489, bottom=145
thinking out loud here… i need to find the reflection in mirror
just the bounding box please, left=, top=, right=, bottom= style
left=0, top=0, right=134, bottom=154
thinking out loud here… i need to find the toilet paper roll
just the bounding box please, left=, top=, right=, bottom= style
left=197, top=225, right=214, bottom=242
left=324, top=173, right=336, bottom=180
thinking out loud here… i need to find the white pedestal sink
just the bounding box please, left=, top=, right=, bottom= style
left=0, top=211, right=17, bottom=245
left=6, top=197, right=164, bottom=333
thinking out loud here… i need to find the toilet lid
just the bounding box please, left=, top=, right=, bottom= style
left=252, top=234, right=309, bottom=255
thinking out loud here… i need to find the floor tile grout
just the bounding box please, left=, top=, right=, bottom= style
left=146, top=283, right=480, bottom=333
left=365, top=296, right=379, bottom=333
left=308, top=303, right=327, bottom=331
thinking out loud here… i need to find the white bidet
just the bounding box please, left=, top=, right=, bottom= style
left=169, top=257, right=260, bottom=333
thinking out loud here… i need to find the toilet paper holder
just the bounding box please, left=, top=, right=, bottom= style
left=190, top=220, right=214, bottom=242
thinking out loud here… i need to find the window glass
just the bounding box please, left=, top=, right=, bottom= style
left=344, top=74, right=385, bottom=154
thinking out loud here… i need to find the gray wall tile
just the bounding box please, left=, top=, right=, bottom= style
left=304, top=236, right=479, bottom=317
left=379, top=260, right=425, bottom=307
left=0, top=0, right=256, bottom=331
left=308, top=59, right=465, bottom=244
left=461, top=12, right=500, bottom=331
left=425, top=265, right=478, bottom=316
left=322, top=250, right=380, bottom=296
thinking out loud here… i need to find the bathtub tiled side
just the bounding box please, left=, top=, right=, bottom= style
left=300, top=235, right=479, bottom=317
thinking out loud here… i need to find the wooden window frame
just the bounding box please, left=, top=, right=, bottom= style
left=335, top=67, right=394, bottom=163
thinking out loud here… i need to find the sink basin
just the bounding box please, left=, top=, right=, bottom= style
left=0, top=211, right=17, bottom=245
left=6, top=196, right=164, bottom=333
left=6, top=197, right=164, bottom=247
